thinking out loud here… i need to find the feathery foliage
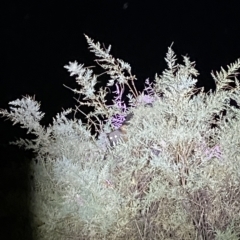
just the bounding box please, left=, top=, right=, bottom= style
left=1, top=35, right=240, bottom=239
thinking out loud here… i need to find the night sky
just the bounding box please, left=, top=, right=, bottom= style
left=1, top=0, right=240, bottom=148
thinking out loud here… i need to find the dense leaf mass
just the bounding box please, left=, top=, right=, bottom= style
left=1, top=35, right=240, bottom=239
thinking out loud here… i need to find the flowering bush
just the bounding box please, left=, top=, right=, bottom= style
left=1, top=35, right=240, bottom=239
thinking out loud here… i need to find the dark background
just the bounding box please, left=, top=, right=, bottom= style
left=1, top=1, right=240, bottom=238
left=1, top=0, right=240, bottom=146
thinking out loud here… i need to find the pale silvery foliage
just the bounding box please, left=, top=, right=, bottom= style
left=1, top=35, right=240, bottom=239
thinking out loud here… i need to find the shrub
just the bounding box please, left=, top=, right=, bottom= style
left=1, top=35, right=240, bottom=239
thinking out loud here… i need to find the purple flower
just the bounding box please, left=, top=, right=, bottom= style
left=205, top=145, right=222, bottom=160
